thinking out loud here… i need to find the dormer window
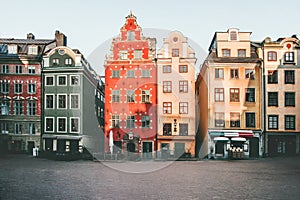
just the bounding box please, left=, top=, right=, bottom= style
left=28, top=46, right=38, bottom=55
left=52, top=58, right=59, bottom=65
left=65, top=58, right=72, bottom=65
left=284, top=52, right=294, bottom=63
left=8, top=45, right=17, bottom=54
left=127, top=31, right=135, bottom=41
left=229, top=30, right=238, bottom=41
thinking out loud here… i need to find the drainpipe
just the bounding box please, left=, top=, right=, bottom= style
left=261, top=45, right=267, bottom=157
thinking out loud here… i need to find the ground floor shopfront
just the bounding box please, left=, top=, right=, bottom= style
left=207, top=129, right=263, bottom=159
left=156, top=135, right=195, bottom=159
left=265, top=133, right=300, bottom=157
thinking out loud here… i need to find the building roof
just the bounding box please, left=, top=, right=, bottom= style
left=0, top=38, right=55, bottom=45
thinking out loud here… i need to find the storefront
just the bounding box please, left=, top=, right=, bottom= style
left=208, top=130, right=262, bottom=159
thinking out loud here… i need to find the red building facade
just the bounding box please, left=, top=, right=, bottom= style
left=104, top=12, right=157, bottom=159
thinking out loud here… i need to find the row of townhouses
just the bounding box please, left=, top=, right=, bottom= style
left=0, top=12, right=299, bottom=160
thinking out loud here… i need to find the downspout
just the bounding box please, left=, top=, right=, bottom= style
left=261, top=45, right=267, bottom=157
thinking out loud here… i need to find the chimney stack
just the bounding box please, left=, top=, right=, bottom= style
left=27, top=33, right=35, bottom=40
left=55, top=30, right=67, bottom=46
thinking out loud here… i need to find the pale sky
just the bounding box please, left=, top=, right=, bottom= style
left=2, top=0, right=300, bottom=74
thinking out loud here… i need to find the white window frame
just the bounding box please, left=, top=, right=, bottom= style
left=45, top=94, right=55, bottom=109
left=28, top=66, right=36, bottom=74
left=57, top=94, right=67, bottom=109
left=28, top=46, right=38, bottom=55
left=70, top=75, right=80, bottom=86
left=45, top=76, right=55, bottom=86
left=134, top=50, right=142, bottom=60
left=15, top=65, right=22, bottom=74
left=65, top=58, right=72, bottom=65
left=70, top=117, right=80, bottom=133
left=57, top=75, right=67, bottom=86
left=119, top=51, right=128, bottom=60
left=8, top=45, right=18, bottom=54
left=45, top=117, right=54, bottom=132
left=1, top=82, right=9, bottom=94
left=57, top=117, right=67, bottom=133
left=28, top=123, right=36, bottom=134
left=28, top=83, right=36, bottom=94
left=70, top=94, right=80, bottom=109
left=14, top=83, right=22, bottom=94
left=14, top=123, right=22, bottom=134
left=2, top=65, right=9, bottom=74
left=27, top=101, right=36, bottom=116
left=141, top=69, right=150, bottom=78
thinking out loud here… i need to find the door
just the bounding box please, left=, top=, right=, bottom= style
left=27, top=141, right=35, bottom=155
left=113, top=141, right=122, bottom=154
left=45, top=139, right=53, bottom=152
left=174, top=143, right=185, bottom=158
left=69, top=140, right=79, bottom=153
left=57, top=140, right=66, bottom=153
left=249, top=137, right=259, bottom=158
left=215, top=142, right=224, bottom=156
left=142, top=142, right=153, bottom=159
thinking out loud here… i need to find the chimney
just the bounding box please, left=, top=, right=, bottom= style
left=27, top=33, right=35, bottom=40
left=55, top=30, right=67, bottom=46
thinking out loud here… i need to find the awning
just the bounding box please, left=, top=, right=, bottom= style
left=209, top=132, right=224, bottom=137
left=213, top=137, right=229, bottom=142
left=238, top=132, right=253, bottom=138
left=231, top=137, right=246, bottom=142
left=57, top=135, right=82, bottom=140
left=42, top=134, right=57, bottom=139
left=224, top=132, right=239, bottom=137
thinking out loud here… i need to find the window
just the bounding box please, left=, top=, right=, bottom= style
left=45, top=117, right=54, bottom=132
left=70, top=76, right=79, bottom=85
left=28, top=83, right=36, bottom=94
left=179, top=81, right=188, bottom=93
left=28, top=123, right=36, bottom=134
left=126, top=70, right=135, bottom=78
left=0, top=101, right=10, bottom=115
left=230, top=112, right=240, bottom=127
left=215, top=88, right=224, bottom=102
left=2, top=65, right=9, bottom=74
left=15, top=123, right=22, bottom=134
left=215, top=112, right=225, bottom=127
left=230, top=69, right=239, bottom=79
left=238, top=49, right=246, bottom=57
left=141, top=70, right=150, bottom=77
left=126, top=115, right=135, bottom=128
left=179, top=124, right=188, bottom=136
left=14, top=101, right=24, bottom=115
left=163, top=123, right=172, bottom=136
left=230, top=88, right=240, bottom=102
left=58, top=76, right=66, bottom=86
left=267, top=51, right=277, bottom=61
left=112, top=90, right=120, bottom=103
left=222, top=49, right=231, bottom=57
left=179, top=65, right=188, bottom=73
left=46, top=77, right=54, bottom=86
left=126, top=90, right=135, bottom=103
left=230, top=31, right=237, bottom=41
left=8, top=45, right=17, bottom=54
left=268, top=92, right=278, bottom=106
left=285, top=70, right=295, bottom=84
left=172, top=49, right=179, bottom=57
left=215, top=68, right=224, bottom=79
left=27, top=101, right=36, bottom=116
left=134, top=50, right=142, bottom=60
left=1, top=82, right=9, bottom=94
left=52, top=58, right=59, bottom=65
left=245, top=69, right=255, bottom=80
left=15, top=65, right=22, bottom=74
left=70, top=118, right=79, bottom=132
left=28, top=66, right=36, bottom=74
left=268, top=115, right=278, bottom=129
left=285, top=115, right=295, bottom=130
left=142, top=90, right=150, bottom=103
left=112, top=70, right=120, bottom=78
left=1, top=122, right=9, bottom=134
left=246, top=113, right=256, bottom=128
left=268, top=70, right=278, bottom=84
left=45, top=95, right=54, bottom=109
left=119, top=51, right=128, bottom=60
left=163, top=102, right=172, bottom=114
left=245, top=88, right=255, bottom=102
left=58, top=94, right=67, bottom=109
left=28, top=46, right=38, bottom=55
left=284, top=52, right=294, bottom=63
left=285, top=92, right=295, bottom=107
left=163, top=65, right=171, bottom=73
left=141, top=116, right=150, bottom=128
left=112, top=115, right=120, bottom=128
left=14, top=83, right=22, bottom=94
left=58, top=118, right=67, bottom=132
left=70, top=94, right=79, bottom=109
left=179, top=102, right=188, bottom=114
left=65, top=58, right=72, bottom=65
left=127, top=31, right=135, bottom=41
left=163, top=81, right=172, bottom=93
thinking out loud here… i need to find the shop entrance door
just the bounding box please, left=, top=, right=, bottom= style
left=142, top=142, right=153, bottom=159
left=215, top=142, right=224, bottom=156
left=249, top=137, right=259, bottom=158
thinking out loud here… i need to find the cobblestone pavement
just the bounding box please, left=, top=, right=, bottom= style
left=0, top=155, right=299, bottom=200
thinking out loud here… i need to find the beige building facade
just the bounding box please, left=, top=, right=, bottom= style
left=196, top=28, right=263, bottom=159
left=260, top=36, right=300, bottom=156
left=156, top=31, right=197, bottom=159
